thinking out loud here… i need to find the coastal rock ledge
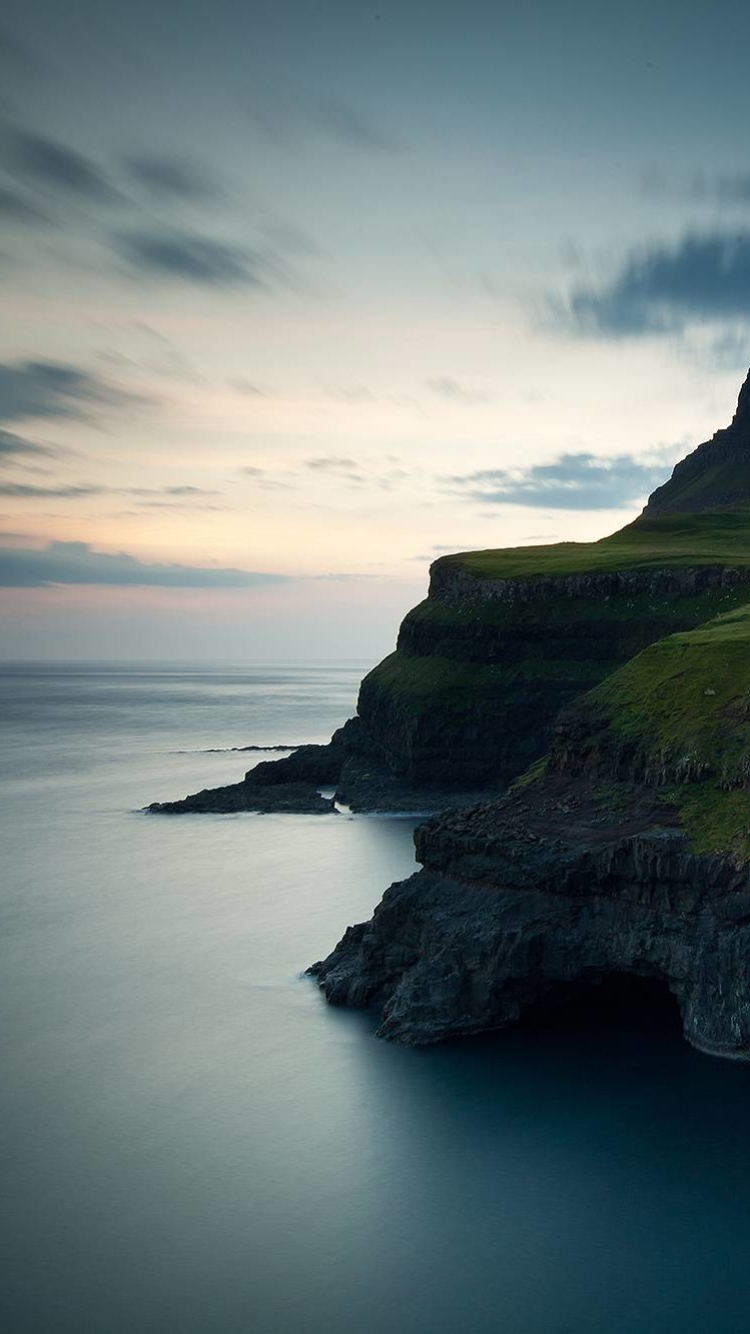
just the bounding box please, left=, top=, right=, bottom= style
left=310, top=602, right=750, bottom=1060
left=310, top=821, right=750, bottom=1058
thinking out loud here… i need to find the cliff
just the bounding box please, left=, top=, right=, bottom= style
left=149, top=368, right=750, bottom=814
left=311, top=603, right=750, bottom=1058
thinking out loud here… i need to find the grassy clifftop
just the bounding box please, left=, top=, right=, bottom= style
left=544, top=603, right=750, bottom=854
left=433, top=511, right=750, bottom=583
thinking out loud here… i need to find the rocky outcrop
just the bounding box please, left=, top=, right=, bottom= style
left=309, top=840, right=750, bottom=1056
left=310, top=601, right=750, bottom=1060
left=148, top=780, right=334, bottom=815
left=644, top=367, right=750, bottom=515
left=310, top=772, right=750, bottom=1059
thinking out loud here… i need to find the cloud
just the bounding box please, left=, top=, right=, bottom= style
left=309, top=98, right=403, bottom=152
left=229, top=376, right=266, bottom=395
left=247, top=81, right=403, bottom=154
left=241, top=455, right=411, bottom=494
left=445, top=450, right=679, bottom=510
left=560, top=233, right=750, bottom=335
left=4, top=128, right=117, bottom=201
left=0, top=482, right=103, bottom=498
left=428, top=376, right=491, bottom=404
left=0, top=358, right=147, bottom=424
left=121, top=152, right=221, bottom=201
left=0, top=482, right=219, bottom=502
left=305, top=456, right=360, bottom=471
left=0, top=539, right=289, bottom=587
left=0, top=427, right=56, bottom=460
left=0, top=183, right=48, bottom=224
left=114, top=229, right=270, bottom=286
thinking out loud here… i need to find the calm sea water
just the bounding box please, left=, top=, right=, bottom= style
left=3, top=661, right=750, bottom=1334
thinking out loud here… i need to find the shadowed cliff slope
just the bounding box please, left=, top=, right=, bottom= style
left=311, top=603, right=750, bottom=1058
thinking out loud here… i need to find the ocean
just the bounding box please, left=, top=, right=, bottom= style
left=3, top=661, right=750, bottom=1334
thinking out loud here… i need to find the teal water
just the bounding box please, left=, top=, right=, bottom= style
left=2, top=662, right=750, bottom=1334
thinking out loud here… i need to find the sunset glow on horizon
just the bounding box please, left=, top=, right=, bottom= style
left=2, top=0, right=750, bottom=658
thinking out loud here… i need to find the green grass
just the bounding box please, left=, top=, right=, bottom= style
left=672, top=783, right=750, bottom=857
left=586, top=602, right=750, bottom=780
left=362, top=651, right=619, bottom=715
left=436, top=511, right=750, bottom=581
left=545, top=602, right=750, bottom=854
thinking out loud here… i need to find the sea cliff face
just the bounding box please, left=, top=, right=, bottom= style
left=311, top=599, right=750, bottom=1060
left=356, top=564, right=750, bottom=789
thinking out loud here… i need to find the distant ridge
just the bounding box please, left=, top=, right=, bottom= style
left=641, top=368, right=750, bottom=517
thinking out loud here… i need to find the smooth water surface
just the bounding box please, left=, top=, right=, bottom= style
left=3, top=662, right=750, bottom=1334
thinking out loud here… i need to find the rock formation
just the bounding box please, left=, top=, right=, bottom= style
left=311, top=602, right=750, bottom=1058
left=149, top=369, right=750, bottom=815
left=308, top=368, right=750, bottom=1059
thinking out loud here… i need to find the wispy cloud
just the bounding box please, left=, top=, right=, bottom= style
left=0, top=182, right=49, bottom=224
left=0, top=482, right=219, bottom=503
left=114, top=229, right=273, bottom=287
left=247, top=80, right=404, bottom=154
left=0, top=539, right=290, bottom=587
left=121, top=152, right=222, bottom=202
left=0, top=482, right=103, bottom=498
left=428, top=376, right=491, bottom=404
left=3, top=127, right=118, bottom=202
left=444, top=449, right=680, bottom=510
left=0, top=357, right=148, bottom=424
left=308, top=97, right=403, bottom=152
left=0, top=427, right=56, bottom=461
left=242, top=455, right=412, bottom=494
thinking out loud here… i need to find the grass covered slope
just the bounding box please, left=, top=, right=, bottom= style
left=547, top=603, right=750, bottom=855
left=432, top=511, right=750, bottom=583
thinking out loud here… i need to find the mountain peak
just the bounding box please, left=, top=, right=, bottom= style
left=641, top=367, right=750, bottom=517
left=730, top=366, right=750, bottom=431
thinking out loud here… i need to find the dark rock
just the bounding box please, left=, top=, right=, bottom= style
left=148, top=781, right=334, bottom=815
left=310, top=795, right=750, bottom=1057
left=335, top=752, right=494, bottom=814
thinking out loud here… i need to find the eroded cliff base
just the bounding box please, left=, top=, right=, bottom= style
left=310, top=783, right=750, bottom=1058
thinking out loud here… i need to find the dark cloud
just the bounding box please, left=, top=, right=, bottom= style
left=0, top=184, right=49, bottom=224
left=0, top=482, right=103, bottom=498
left=0, top=539, right=289, bottom=587
left=121, top=153, right=221, bottom=201
left=445, top=450, right=677, bottom=510
left=428, top=376, right=491, bottom=404
left=714, top=173, right=750, bottom=204
left=0, top=481, right=218, bottom=501
left=0, top=427, right=56, bottom=460
left=4, top=128, right=117, bottom=201
left=561, top=233, right=750, bottom=336
left=0, top=358, right=147, bottom=423
left=115, top=229, right=269, bottom=287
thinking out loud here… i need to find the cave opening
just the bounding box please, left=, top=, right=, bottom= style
left=518, top=971, right=682, bottom=1035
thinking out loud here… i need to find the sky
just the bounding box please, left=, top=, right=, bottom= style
left=2, top=0, right=750, bottom=660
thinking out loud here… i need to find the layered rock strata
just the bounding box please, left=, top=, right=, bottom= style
left=311, top=602, right=750, bottom=1060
